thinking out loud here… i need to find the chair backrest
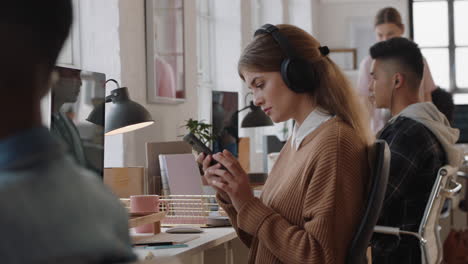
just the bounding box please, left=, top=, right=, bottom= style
left=419, top=165, right=461, bottom=264
left=346, top=140, right=391, bottom=264
left=146, top=141, right=192, bottom=194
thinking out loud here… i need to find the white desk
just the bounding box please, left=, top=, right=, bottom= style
left=133, top=227, right=248, bottom=264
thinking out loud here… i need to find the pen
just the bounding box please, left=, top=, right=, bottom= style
left=145, top=244, right=189, bottom=250
left=134, top=242, right=174, bottom=246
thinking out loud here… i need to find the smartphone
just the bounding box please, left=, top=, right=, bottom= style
left=183, top=133, right=213, bottom=155
left=183, top=133, right=218, bottom=166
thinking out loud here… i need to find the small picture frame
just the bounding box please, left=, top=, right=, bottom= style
left=329, top=48, right=358, bottom=71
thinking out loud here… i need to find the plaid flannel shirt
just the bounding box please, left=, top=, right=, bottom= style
left=372, top=116, right=446, bottom=263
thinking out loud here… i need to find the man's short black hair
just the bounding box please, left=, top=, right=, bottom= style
left=370, top=37, right=424, bottom=81
left=0, top=1, right=73, bottom=69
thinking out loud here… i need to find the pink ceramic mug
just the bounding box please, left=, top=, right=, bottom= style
left=130, top=195, right=160, bottom=233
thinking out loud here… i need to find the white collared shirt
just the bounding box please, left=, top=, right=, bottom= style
left=291, top=108, right=333, bottom=150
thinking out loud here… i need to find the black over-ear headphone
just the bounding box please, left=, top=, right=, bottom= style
left=254, top=24, right=329, bottom=93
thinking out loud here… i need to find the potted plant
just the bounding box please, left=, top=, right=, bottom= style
left=182, top=118, right=216, bottom=146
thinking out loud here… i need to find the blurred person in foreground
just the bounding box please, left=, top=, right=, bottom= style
left=0, top=1, right=135, bottom=263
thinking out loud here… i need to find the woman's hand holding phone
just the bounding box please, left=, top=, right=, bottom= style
left=183, top=133, right=218, bottom=166
left=196, top=153, right=228, bottom=195
left=197, top=150, right=255, bottom=211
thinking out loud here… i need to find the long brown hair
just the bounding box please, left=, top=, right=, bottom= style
left=238, top=24, right=374, bottom=146
left=375, top=7, right=403, bottom=29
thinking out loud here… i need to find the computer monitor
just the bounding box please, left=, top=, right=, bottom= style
left=212, top=91, right=239, bottom=157
left=453, top=104, right=468, bottom=144
left=50, top=66, right=106, bottom=177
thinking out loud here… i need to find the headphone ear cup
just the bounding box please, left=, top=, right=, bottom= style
left=282, top=58, right=315, bottom=93
left=280, top=58, right=293, bottom=90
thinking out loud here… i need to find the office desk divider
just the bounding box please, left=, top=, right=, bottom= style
left=123, top=195, right=226, bottom=227
left=159, top=195, right=225, bottom=227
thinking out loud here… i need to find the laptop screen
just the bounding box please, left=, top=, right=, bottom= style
left=50, top=66, right=106, bottom=177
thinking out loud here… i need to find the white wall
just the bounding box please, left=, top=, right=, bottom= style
left=119, top=0, right=199, bottom=167
left=79, top=0, right=124, bottom=167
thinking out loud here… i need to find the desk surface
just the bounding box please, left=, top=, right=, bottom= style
left=133, top=227, right=237, bottom=263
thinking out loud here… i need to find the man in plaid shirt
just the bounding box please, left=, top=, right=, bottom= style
left=368, top=38, right=460, bottom=263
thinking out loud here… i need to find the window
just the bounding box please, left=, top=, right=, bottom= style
left=196, top=0, right=241, bottom=122
left=288, top=0, right=312, bottom=33
left=212, top=0, right=242, bottom=93
left=196, top=0, right=214, bottom=87
left=410, top=0, right=468, bottom=92
left=57, top=0, right=81, bottom=67
left=196, top=0, right=241, bottom=93
left=252, top=0, right=284, bottom=29
left=252, top=0, right=312, bottom=33
left=196, top=0, right=215, bottom=121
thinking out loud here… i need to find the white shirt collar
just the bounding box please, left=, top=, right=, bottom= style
left=291, top=108, right=332, bottom=150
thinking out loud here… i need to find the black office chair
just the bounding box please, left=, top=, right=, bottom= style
left=346, top=139, right=391, bottom=264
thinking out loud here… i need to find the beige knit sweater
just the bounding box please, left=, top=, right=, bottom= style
left=217, top=117, right=369, bottom=264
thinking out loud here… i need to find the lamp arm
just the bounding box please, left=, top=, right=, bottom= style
left=105, top=79, right=120, bottom=88
left=104, top=79, right=122, bottom=103
left=243, top=92, right=253, bottom=106
left=228, top=105, right=251, bottom=129
left=236, top=105, right=251, bottom=115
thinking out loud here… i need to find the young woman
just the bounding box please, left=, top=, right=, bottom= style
left=357, top=7, right=436, bottom=132
left=198, top=24, right=374, bottom=264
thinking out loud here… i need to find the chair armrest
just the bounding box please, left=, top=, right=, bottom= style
left=441, top=179, right=463, bottom=198
left=373, top=226, right=401, bottom=236
left=374, top=226, right=427, bottom=243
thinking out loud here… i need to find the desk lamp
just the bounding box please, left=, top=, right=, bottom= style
left=87, top=79, right=154, bottom=135
left=234, top=92, right=273, bottom=128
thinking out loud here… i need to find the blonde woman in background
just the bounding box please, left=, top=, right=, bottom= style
left=198, top=24, right=374, bottom=264
left=358, top=7, right=436, bottom=133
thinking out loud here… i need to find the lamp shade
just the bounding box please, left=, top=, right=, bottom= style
left=105, top=87, right=154, bottom=135
left=86, top=102, right=105, bottom=127
left=241, top=101, right=273, bottom=128
left=87, top=87, right=154, bottom=135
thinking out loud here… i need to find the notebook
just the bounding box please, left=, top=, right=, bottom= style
left=158, top=153, right=203, bottom=195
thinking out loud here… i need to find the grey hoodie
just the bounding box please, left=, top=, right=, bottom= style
left=389, top=102, right=462, bottom=167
